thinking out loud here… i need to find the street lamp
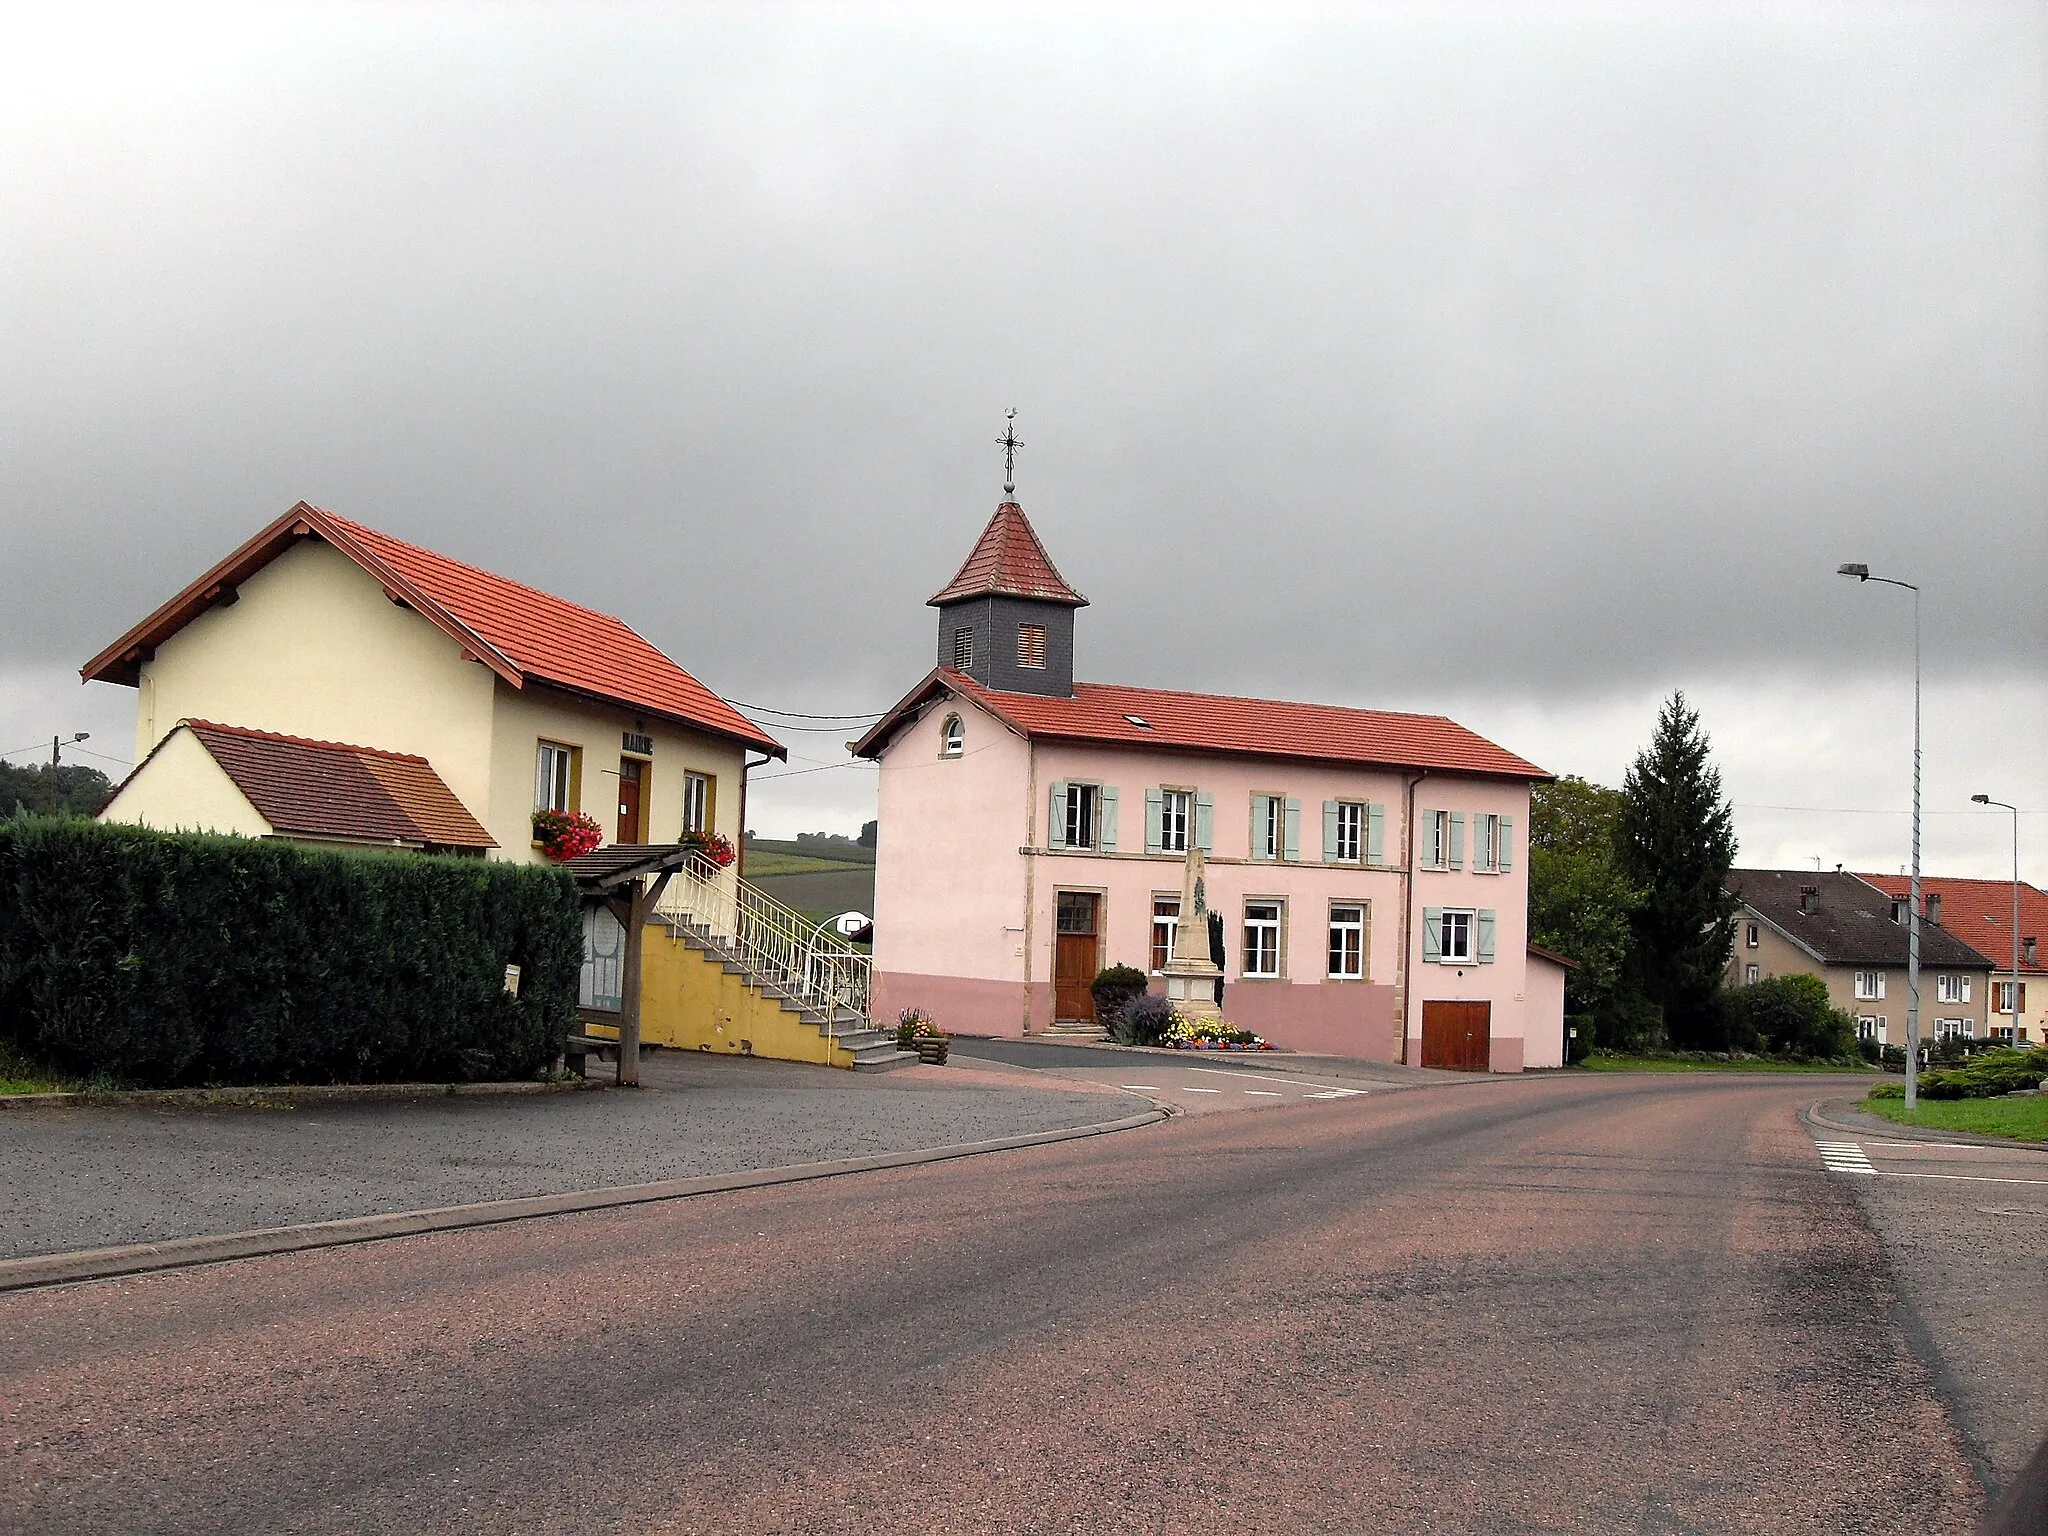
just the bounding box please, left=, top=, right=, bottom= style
left=1839, top=563, right=1922, bottom=1108
left=50, top=731, right=89, bottom=769
left=1971, top=795, right=2023, bottom=1047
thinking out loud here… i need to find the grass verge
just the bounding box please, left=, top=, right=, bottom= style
left=1578, top=1052, right=1868, bottom=1074
left=0, top=1040, right=82, bottom=1095
left=1860, top=1093, right=2048, bottom=1143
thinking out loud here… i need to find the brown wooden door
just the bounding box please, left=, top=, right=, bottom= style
left=616, top=758, right=645, bottom=844
left=1053, top=891, right=1100, bottom=1021
left=1421, top=1000, right=1492, bottom=1071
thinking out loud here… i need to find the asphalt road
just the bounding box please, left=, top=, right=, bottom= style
left=0, top=1051, right=1127, bottom=1258
left=1, top=1073, right=2027, bottom=1535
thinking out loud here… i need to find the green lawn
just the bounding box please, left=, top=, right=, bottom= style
left=1578, top=1053, right=1868, bottom=1074
left=1861, top=1093, right=2048, bottom=1143
left=741, top=850, right=865, bottom=877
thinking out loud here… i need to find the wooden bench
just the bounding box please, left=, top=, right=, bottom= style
left=564, top=1033, right=652, bottom=1080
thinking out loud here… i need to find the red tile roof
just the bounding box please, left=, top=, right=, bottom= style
left=173, top=720, right=495, bottom=849
left=928, top=503, right=1087, bottom=608
left=855, top=669, right=1550, bottom=780
left=1854, top=873, right=2048, bottom=974
left=81, top=503, right=784, bottom=758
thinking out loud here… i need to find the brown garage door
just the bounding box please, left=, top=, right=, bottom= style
left=1421, top=1000, right=1492, bottom=1072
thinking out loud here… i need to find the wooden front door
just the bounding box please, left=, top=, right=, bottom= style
left=1053, top=891, right=1101, bottom=1021
left=1421, top=1000, right=1492, bottom=1072
left=616, top=758, right=645, bottom=844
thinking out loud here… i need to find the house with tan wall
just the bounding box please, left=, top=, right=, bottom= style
left=1725, top=869, right=1996, bottom=1046
left=1853, top=874, right=2045, bottom=1046
left=86, top=502, right=783, bottom=861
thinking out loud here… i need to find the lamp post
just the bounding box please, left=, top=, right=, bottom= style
left=1838, top=563, right=1921, bottom=1108
left=44, top=732, right=90, bottom=816
left=1971, top=795, right=2023, bottom=1047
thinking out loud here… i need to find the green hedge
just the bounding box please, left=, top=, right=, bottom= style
left=0, top=818, right=582, bottom=1088
left=1868, top=1047, right=2048, bottom=1102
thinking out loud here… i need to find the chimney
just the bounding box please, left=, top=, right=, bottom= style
left=2026, top=937, right=2038, bottom=968
left=1798, top=885, right=1819, bottom=914
left=1926, top=893, right=1942, bottom=927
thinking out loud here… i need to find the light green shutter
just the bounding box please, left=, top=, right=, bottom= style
left=1366, top=803, right=1386, bottom=865
left=1422, top=907, right=1443, bottom=963
left=1249, top=794, right=1270, bottom=860
left=1098, top=786, right=1119, bottom=851
left=1498, top=815, right=1514, bottom=872
left=1048, top=782, right=1068, bottom=848
left=1323, top=801, right=1339, bottom=862
left=1195, top=792, right=1214, bottom=852
left=1448, top=812, right=1465, bottom=870
left=1283, top=797, right=1301, bottom=861
left=1145, top=789, right=1163, bottom=854
left=1476, top=908, right=1497, bottom=963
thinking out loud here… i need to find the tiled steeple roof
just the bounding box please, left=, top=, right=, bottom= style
left=927, top=502, right=1087, bottom=608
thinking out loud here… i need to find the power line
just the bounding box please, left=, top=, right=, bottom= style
left=726, top=699, right=888, bottom=722
left=751, top=760, right=878, bottom=783
left=1734, top=804, right=2027, bottom=817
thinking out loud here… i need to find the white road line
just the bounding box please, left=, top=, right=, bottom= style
left=1182, top=1087, right=1223, bottom=1094
left=1186, top=1067, right=1366, bottom=1090
left=1120, top=1085, right=1161, bottom=1092
left=1243, top=1090, right=1284, bottom=1097
left=1816, top=1140, right=1876, bottom=1175
left=1304, top=1089, right=1366, bottom=1099
left=1862, top=1170, right=2048, bottom=1187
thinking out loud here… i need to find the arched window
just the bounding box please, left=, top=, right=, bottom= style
left=940, top=714, right=965, bottom=757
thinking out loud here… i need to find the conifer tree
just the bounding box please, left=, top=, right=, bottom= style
left=1616, top=691, right=1738, bottom=1047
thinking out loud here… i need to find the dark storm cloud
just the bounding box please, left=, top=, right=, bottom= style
left=2, top=4, right=2041, bottom=731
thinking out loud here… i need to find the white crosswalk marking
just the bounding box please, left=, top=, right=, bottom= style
left=1815, top=1140, right=1876, bottom=1176
left=1305, top=1088, right=1366, bottom=1099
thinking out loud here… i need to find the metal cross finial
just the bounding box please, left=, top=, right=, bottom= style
left=998, top=408, right=1023, bottom=497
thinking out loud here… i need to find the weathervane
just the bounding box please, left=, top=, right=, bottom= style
left=998, top=408, right=1023, bottom=497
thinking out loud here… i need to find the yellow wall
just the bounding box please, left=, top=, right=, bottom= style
left=487, top=682, right=750, bottom=865
left=588, top=925, right=856, bottom=1068
left=135, top=539, right=498, bottom=823
left=99, top=727, right=273, bottom=838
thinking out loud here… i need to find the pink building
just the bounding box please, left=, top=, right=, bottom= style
left=854, top=501, right=1562, bottom=1072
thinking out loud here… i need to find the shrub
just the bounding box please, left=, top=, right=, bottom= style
left=1110, top=992, right=1176, bottom=1047
left=1091, top=964, right=1148, bottom=1025
left=1866, top=1048, right=2046, bottom=1102
left=0, top=818, right=581, bottom=1088
left=1719, top=974, right=1859, bottom=1062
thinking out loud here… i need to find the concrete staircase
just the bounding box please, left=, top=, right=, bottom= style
left=663, top=915, right=915, bottom=1072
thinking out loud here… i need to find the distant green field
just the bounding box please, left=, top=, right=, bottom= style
left=746, top=837, right=873, bottom=866
left=742, top=851, right=861, bottom=877
left=745, top=867, right=876, bottom=924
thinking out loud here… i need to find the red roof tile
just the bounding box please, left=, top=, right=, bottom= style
left=855, top=670, right=1549, bottom=780
left=1854, top=873, right=2048, bottom=974
left=179, top=720, right=495, bottom=849
left=928, top=503, right=1087, bottom=608
left=81, top=503, right=784, bottom=758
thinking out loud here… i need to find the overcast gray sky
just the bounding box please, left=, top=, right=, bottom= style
left=3, top=3, right=2042, bottom=877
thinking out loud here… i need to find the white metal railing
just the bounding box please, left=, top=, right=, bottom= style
left=653, top=854, right=872, bottom=1042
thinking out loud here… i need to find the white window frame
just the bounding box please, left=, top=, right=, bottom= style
left=1745, top=922, right=1760, bottom=949
left=1062, top=783, right=1099, bottom=850
left=1994, top=980, right=2021, bottom=1015
left=1159, top=789, right=1191, bottom=854
left=1259, top=795, right=1285, bottom=860
left=1934, top=1017, right=1973, bottom=1041
left=1150, top=895, right=1180, bottom=974
left=1853, top=970, right=1886, bottom=1001
left=1427, top=808, right=1452, bottom=869
left=1438, top=908, right=1474, bottom=965
left=1473, top=813, right=1501, bottom=873
left=535, top=741, right=576, bottom=813
left=1936, top=973, right=1971, bottom=1005
left=1857, top=1016, right=1884, bottom=1044
left=1328, top=902, right=1366, bottom=980
left=1243, top=900, right=1283, bottom=978
left=939, top=713, right=965, bottom=758
left=1333, top=801, right=1364, bottom=864
left=1745, top=963, right=1760, bottom=985
left=682, top=771, right=710, bottom=835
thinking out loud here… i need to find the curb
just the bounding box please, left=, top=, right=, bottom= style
left=0, top=1079, right=603, bottom=1112
left=955, top=1038, right=1462, bottom=1090
left=1805, top=1097, right=2048, bottom=1153
left=0, top=1105, right=1170, bottom=1294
